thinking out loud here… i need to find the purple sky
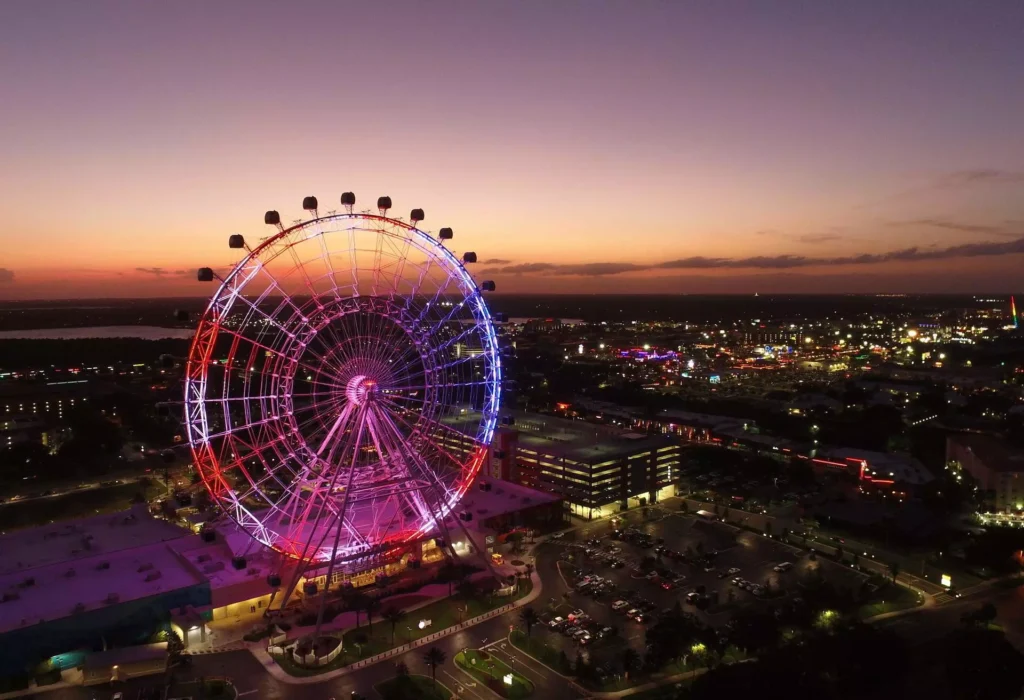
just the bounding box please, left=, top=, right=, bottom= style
left=1, top=0, right=1022, bottom=297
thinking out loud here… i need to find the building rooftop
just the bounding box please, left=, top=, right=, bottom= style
left=0, top=504, right=189, bottom=575
left=0, top=537, right=203, bottom=634
left=512, top=413, right=674, bottom=464
left=456, top=478, right=562, bottom=523
left=949, top=433, right=1024, bottom=473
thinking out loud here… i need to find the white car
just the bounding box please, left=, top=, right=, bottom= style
left=727, top=567, right=741, bottom=575
left=773, top=562, right=793, bottom=573
left=612, top=600, right=630, bottom=611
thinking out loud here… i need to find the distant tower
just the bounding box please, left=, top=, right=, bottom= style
left=1012, top=295, right=1019, bottom=329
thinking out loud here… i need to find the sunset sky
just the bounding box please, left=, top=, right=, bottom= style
left=1, top=0, right=1022, bottom=299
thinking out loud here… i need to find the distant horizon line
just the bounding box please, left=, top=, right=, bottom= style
left=0, top=291, right=1020, bottom=304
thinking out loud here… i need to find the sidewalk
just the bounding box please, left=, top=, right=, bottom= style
left=246, top=569, right=543, bottom=684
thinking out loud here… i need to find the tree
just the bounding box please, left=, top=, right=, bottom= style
left=347, top=591, right=370, bottom=628
left=520, top=607, right=539, bottom=637
left=620, top=647, right=639, bottom=679
left=523, top=562, right=535, bottom=581
left=364, top=596, right=381, bottom=631
left=764, top=521, right=773, bottom=537
left=395, top=660, right=409, bottom=678
left=943, top=628, right=1024, bottom=700
left=887, top=561, right=900, bottom=584
left=422, top=646, right=447, bottom=686
left=835, top=545, right=844, bottom=563
left=680, top=501, right=689, bottom=513
left=383, top=607, right=406, bottom=646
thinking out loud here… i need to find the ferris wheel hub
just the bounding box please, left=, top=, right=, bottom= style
left=345, top=374, right=381, bottom=405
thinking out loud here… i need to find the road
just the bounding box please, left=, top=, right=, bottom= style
left=36, top=605, right=584, bottom=700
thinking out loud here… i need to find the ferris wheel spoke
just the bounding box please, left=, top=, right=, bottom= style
left=366, top=402, right=470, bottom=533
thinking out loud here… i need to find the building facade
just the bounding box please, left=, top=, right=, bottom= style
left=948, top=434, right=1024, bottom=512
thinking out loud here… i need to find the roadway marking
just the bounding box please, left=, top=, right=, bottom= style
left=494, top=639, right=556, bottom=682
left=237, top=691, right=258, bottom=697
left=442, top=669, right=488, bottom=700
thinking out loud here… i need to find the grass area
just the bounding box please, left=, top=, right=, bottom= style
left=509, top=630, right=573, bottom=673
left=340, top=579, right=533, bottom=659
left=455, top=649, right=534, bottom=699
left=858, top=582, right=924, bottom=619
left=0, top=479, right=163, bottom=531
left=375, top=674, right=452, bottom=700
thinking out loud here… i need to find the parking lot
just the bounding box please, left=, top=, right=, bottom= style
left=532, top=500, right=868, bottom=673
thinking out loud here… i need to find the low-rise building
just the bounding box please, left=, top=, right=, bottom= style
left=490, top=411, right=680, bottom=519
left=947, top=434, right=1024, bottom=512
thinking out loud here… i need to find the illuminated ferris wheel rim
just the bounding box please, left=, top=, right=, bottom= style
left=183, top=196, right=502, bottom=566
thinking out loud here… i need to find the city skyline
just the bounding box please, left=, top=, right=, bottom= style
left=2, top=0, right=1024, bottom=298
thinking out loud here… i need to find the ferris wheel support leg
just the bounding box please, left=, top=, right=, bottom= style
left=275, top=403, right=364, bottom=618
left=313, top=403, right=370, bottom=641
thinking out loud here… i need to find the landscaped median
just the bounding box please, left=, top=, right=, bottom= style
left=454, top=649, right=534, bottom=699
left=267, top=578, right=534, bottom=676
left=374, top=673, right=452, bottom=700
left=339, top=579, right=533, bottom=659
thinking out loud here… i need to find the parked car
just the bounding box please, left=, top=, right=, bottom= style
left=773, top=562, right=793, bottom=573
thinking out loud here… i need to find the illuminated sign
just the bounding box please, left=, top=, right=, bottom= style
left=941, top=574, right=952, bottom=588
left=418, top=619, right=432, bottom=629
left=504, top=673, right=514, bottom=685
left=709, top=375, right=721, bottom=384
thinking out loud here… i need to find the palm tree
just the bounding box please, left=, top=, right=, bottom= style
left=383, top=607, right=406, bottom=646
left=520, top=607, right=539, bottom=638
left=620, top=647, right=639, bottom=679
left=457, top=578, right=477, bottom=601
left=347, top=591, right=370, bottom=628
left=422, top=646, right=446, bottom=686
left=364, top=596, right=381, bottom=632
left=523, top=562, right=535, bottom=581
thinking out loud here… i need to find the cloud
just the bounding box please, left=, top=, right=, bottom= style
left=798, top=233, right=842, bottom=244
left=0, top=268, right=14, bottom=284
left=135, top=267, right=202, bottom=279
left=888, top=218, right=1019, bottom=237
left=481, top=236, right=1024, bottom=277
left=481, top=258, right=512, bottom=265
left=935, top=170, right=1024, bottom=188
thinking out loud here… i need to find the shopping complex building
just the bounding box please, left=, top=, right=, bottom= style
left=0, top=476, right=561, bottom=677
left=489, top=411, right=681, bottom=519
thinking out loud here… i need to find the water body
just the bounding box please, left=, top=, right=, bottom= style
left=0, top=326, right=194, bottom=340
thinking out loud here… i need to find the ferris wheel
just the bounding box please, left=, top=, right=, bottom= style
left=183, top=193, right=502, bottom=575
